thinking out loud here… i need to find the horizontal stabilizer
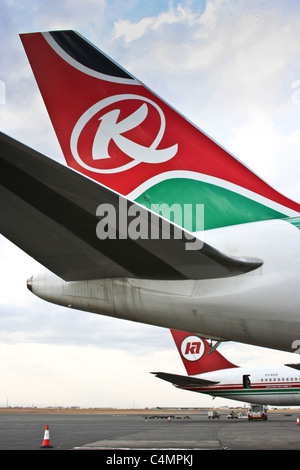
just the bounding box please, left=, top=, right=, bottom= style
left=285, top=364, right=300, bottom=371
left=0, top=132, right=262, bottom=281
left=151, top=372, right=219, bottom=387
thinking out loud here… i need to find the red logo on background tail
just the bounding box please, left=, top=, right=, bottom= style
left=70, top=94, right=178, bottom=174
left=180, top=336, right=205, bottom=361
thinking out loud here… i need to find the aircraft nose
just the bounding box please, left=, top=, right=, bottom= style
left=27, top=275, right=33, bottom=292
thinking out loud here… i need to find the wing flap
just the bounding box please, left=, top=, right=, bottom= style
left=0, top=132, right=262, bottom=281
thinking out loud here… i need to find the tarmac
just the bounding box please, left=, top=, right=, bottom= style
left=1, top=409, right=300, bottom=453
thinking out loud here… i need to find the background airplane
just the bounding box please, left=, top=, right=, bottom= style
left=1, top=30, right=300, bottom=354
left=153, top=330, right=300, bottom=406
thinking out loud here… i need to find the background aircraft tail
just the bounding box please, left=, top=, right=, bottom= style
left=20, top=30, right=300, bottom=231
left=170, top=329, right=238, bottom=375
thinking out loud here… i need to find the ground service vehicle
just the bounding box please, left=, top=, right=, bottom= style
left=248, top=405, right=268, bottom=420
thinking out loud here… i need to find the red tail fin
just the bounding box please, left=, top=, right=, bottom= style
left=170, top=329, right=238, bottom=375
left=20, top=30, right=300, bottom=230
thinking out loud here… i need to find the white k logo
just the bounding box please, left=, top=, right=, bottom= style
left=70, top=94, right=178, bottom=174
left=92, top=103, right=178, bottom=164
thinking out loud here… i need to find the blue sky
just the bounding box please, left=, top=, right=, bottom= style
left=1, top=0, right=300, bottom=409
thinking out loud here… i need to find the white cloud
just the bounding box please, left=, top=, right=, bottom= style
left=29, top=0, right=107, bottom=33
left=227, top=111, right=285, bottom=179
left=114, top=17, right=154, bottom=43
left=113, top=4, right=198, bottom=43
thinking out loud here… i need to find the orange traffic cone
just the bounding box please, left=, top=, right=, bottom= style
left=40, top=424, right=53, bottom=448
left=297, top=416, right=300, bottom=425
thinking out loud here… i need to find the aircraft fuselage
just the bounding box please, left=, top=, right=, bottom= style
left=28, top=218, right=300, bottom=353
left=178, top=365, right=300, bottom=406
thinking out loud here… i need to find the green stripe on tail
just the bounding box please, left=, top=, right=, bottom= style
left=286, top=217, right=300, bottom=230
left=135, top=178, right=286, bottom=231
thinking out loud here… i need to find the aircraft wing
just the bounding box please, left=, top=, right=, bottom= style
left=0, top=132, right=262, bottom=281
left=151, top=372, right=219, bottom=387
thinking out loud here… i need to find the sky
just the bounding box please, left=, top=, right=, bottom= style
left=1, top=0, right=300, bottom=409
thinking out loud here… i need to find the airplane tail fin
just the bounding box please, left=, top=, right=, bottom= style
left=20, top=31, right=300, bottom=231
left=170, top=329, right=238, bottom=375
